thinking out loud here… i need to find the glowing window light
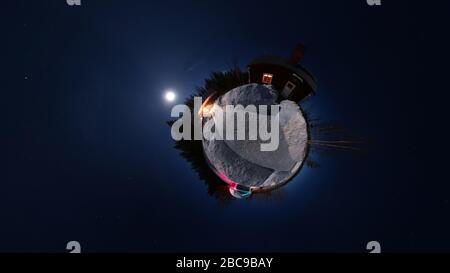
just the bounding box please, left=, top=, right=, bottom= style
left=262, top=73, right=273, bottom=84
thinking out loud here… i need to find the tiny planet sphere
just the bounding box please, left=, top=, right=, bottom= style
left=201, top=83, right=309, bottom=196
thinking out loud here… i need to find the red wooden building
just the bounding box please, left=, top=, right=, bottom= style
left=248, top=45, right=317, bottom=103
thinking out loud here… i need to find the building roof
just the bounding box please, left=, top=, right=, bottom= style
left=248, top=55, right=317, bottom=92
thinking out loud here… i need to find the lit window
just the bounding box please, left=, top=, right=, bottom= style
left=262, top=73, right=273, bottom=84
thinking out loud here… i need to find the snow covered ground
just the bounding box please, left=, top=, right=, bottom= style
left=202, top=84, right=308, bottom=190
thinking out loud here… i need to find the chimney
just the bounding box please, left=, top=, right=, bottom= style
left=288, top=43, right=305, bottom=65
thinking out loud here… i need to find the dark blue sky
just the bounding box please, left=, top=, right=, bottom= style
left=2, top=0, right=449, bottom=252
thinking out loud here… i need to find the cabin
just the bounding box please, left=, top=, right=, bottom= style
left=248, top=45, right=317, bottom=103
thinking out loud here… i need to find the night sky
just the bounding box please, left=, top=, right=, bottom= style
left=2, top=0, right=449, bottom=252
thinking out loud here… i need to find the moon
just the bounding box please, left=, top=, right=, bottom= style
left=164, top=90, right=176, bottom=102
